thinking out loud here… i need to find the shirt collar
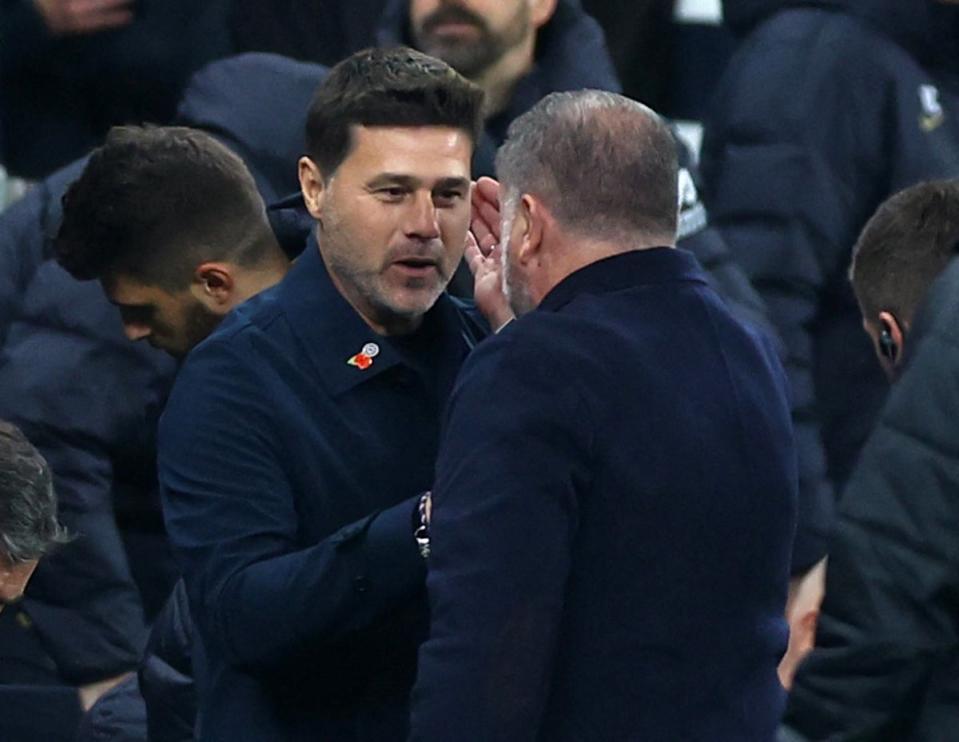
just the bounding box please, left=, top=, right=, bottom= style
left=277, top=233, right=466, bottom=396
left=539, top=247, right=707, bottom=313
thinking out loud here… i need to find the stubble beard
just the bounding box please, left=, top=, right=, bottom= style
left=414, top=3, right=530, bottom=78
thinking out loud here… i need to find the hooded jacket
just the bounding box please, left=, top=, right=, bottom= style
left=701, top=0, right=959, bottom=547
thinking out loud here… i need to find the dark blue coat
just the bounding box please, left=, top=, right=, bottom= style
left=158, top=240, right=484, bottom=741
left=411, top=248, right=798, bottom=741
left=701, top=0, right=959, bottom=541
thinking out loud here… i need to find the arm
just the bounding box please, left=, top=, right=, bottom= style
left=158, top=339, right=424, bottom=672
left=410, top=336, right=587, bottom=741
left=783, top=321, right=959, bottom=738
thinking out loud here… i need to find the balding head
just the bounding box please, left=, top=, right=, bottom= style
left=496, top=90, right=679, bottom=246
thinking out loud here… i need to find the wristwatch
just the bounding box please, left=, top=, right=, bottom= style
left=413, top=491, right=431, bottom=559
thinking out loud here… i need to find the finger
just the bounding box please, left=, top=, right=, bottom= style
left=70, top=0, right=135, bottom=13
left=475, top=176, right=501, bottom=208
left=464, top=239, right=484, bottom=276
left=477, top=200, right=501, bottom=242
left=70, top=9, right=134, bottom=33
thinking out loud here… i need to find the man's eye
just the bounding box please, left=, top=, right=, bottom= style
left=434, top=191, right=465, bottom=205
left=378, top=188, right=406, bottom=199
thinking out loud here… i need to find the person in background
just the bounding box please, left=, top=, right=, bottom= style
left=0, top=419, right=71, bottom=740
left=782, top=180, right=959, bottom=741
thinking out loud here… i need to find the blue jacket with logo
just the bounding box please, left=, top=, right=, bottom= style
left=701, top=0, right=959, bottom=544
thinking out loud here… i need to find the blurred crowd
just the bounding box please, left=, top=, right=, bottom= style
left=2, top=1, right=959, bottom=740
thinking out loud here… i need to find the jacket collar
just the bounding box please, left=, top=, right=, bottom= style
left=275, top=233, right=464, bottom=397
left=539, top=247, right=707, bottom=313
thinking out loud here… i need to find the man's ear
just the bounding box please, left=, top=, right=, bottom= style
left=298, top=156, right=326, bottom=221
left=530, top=0, right=558, bottom=29
left=192, top=263, right=236, bottom=313
left=516, top=194, right=546, bottom=267
left=877, top=310, right=906, bottom=365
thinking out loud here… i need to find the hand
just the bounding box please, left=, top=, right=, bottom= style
left=33, top=0, right=134, bottom=36
left=78, top=671, right=132, bottom=712
left=467, top=177, right=515, bottom=331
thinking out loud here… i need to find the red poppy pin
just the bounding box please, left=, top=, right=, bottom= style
left=347, top=342, right=380, bottom=370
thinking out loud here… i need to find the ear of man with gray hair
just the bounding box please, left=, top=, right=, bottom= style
left=0, top=420, right=69, bottom=609
left=491, top=89, right=680, bottom=315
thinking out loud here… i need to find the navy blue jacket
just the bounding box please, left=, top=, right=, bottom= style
left=158, top=240, right=483, bottom=741
left=701, top=0, right=959, bottom=540
left=411, top=248, right=798, bottom=741
left=376, top=0, right=621, bottom=178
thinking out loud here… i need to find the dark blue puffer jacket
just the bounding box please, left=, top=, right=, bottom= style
left=701, top=0, right=959, bottom=565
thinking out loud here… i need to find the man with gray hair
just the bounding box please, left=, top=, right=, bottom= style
left=0, top=420, right=67, bottom=611
left=410, top=90, right=798, bottom=741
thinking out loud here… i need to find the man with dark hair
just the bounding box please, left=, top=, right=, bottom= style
left=410, top=90, right=797, bottom=741
left=850, top=180, right=959, bottom=381
left=157, top=47, right=487, bottom=741
left=0, top=420, right=68, bottom=611
left=56, top=125, right=289, bottom=359
left=782, top=180, right=959, bottom=740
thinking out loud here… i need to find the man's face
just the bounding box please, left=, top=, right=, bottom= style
left=499, top=193, right=537, bottom=316
left=0, top=556, right=38, bottom=614
left=103, top=274, right=221, bottom=359
left=410, top=0, right=532, bottom=77
left=309, top=126, right=472, bottom=334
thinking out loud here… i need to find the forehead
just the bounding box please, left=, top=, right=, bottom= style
left=339, top=126, right=473, bottom=183
left=102, top=273, right=168, bottom=306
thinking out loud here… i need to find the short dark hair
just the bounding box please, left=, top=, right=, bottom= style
left=0, top=421, right=69, bottom=564
left=304, top=46, right=484, bottom=178
left=56, top=126, right=277, bottom=290
left=495, top=90, right=679, bottom=241
left=850, top=180, right=959, bottom=323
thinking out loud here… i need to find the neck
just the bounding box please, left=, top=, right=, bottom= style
left=230, top=256, right=288, bottom=309
left=473, top=34, right=536, bottom=117
left=537, top=234, right=675, bottom=304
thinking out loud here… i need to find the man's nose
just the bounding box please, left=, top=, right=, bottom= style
left=404, top=193, right=441, bottom=240
left=123, top=322, right=152, bottom=342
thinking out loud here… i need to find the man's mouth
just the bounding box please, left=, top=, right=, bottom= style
left=391, top=257, right=440, bottom=277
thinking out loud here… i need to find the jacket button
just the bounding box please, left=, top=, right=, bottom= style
left=353, top=576, right=371, bottom=593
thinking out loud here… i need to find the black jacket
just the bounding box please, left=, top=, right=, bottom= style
left=701, top=0, right=959, bottom=563
left=0, top=0, right=233, bottom=178
left=783, top=257, right=959, bottom=740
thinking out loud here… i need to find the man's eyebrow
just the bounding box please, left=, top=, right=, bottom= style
left=433, top=177, right=470, bottom=191
left=367, top=173, right=420, bottom=189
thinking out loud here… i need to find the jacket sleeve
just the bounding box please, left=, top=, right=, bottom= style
left=139, top=581, right=196, bottom=742
left=0, top=157, right=85, bottom=346
left=158, top=338, right=425, bottom=672
left=410, top=334, right=587, bottom=741
left=783, top=314, right=959, bottom=739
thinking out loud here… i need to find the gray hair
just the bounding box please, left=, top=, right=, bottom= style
left=0, top=421, right=69, bottom=563
left=495, top=90, right=679, bottom=243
